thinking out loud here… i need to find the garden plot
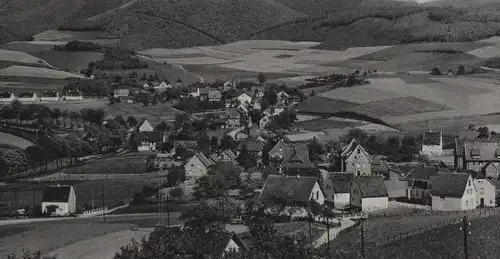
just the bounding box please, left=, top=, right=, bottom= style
left=47, top=228, right=154, bottom=259
left=348, top=96, right=451, bottom=118
left=0, top=65, right=86, bottom=79
left=319, top=84, right=404, bottom=104
left=468, top=91, right=500, bottom=113
left=0, top=49, right=47, bottom=65
left=0, top=132, right=34, bottom=149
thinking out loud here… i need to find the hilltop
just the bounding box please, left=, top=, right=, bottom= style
left=5, top=0, right=500, bottom=50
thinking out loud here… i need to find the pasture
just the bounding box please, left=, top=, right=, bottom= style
left=292, top=118, right=363, bottom=131
left=0, top=65, right=86, bottom=79
left=30, top=50, right=104, bottom=72
left=107, top=102, right=183, bottom=125
left=0, top=49, right=50, bottom=66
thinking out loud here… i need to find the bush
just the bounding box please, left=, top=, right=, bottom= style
left=54, top=40, right=103, bottom=52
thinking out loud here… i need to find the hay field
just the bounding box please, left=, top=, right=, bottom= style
left=44, top=100, right=109, bottom=111
left=47, top=228, right=154, bottom=259
left=0, top=65, right=86, bottom=79
left=0, top=132, right=34, bottom=149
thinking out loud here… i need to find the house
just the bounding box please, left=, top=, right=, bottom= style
left=259, top=114, right=271, bottom=129
left=350, top=175, right=389, bottom=212
left=143, top=82, right=153, bottom=89
left=236, top=139, right=265, bottom=157
left=41, top=185, right=76, bottom=216
left=211, top=149, right=238, bottom=164
left=455, top=138, right=500, bottom=178
left=138, top=119, right=154, bottom=132
left=430, top=173, right=477, bottom=211
left=185, top=152, right=215, bottom=180
left=471, top=171, right=496, bottom=207
left=119, top=96, right=135, bottom=104
left=17, top=92, right=38, bottom=102
left=283, top=163, right=321, bottom=177
left=63, top=90, right=84, bottom=101
left=260, top=175, right=325, bottom=206
left=421, top=130, right=443, bottom=157
left=0, top=92, right=16, bottom=102
left=322, top=172, right=354, bottom=209
left=148, top=226, right=247, bottom=258
left=227, top=108, right=241, bottom=128
left=236, top=93, right=252, bottom=105
left=137, top=131, right=164, bottom=151
left=269, top=140, right=310, bottom=165
left=208, top=90, right=222, bottom=103
left=154, top=81, right=171, bottom=92
left=340, top=139, right=372, bottom=176
left=113, top=88, right=130, bottom=98
left=40, top=91, right=60, bottom=102
left=277, top=91, right=290, bottom=104
left=249, top=124, right=261, bottom=138
left=384, top=180, right=409, bottom=199
left=404, top=166, right=440, bottom=201
left=237, top=103, right=249, bottom=116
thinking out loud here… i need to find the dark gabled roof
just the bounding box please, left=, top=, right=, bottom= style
left=176, top=140, right=198, bottom=150
left=481, top=162, right=498, bottom=175
left=404, top=166, right=439, bottom=181
left=42, top=185, right=72, bottom=203
left=463, top=139, right=500, bottom=161
left=422, top=131, right=441, bottom=145
left=341, top=139, right=371, bottom=162
left=137, top=131, right=163, bottom=142
left=237, top=140, right=264, bottom=152
left=66, top=90, right=81, bottom=96
left=228, top=108, right=241, bottom=119
left=18, top=92, right=34, bottom=98
left=384, top=180, right=408, bottom=198
left=470, top=170, right=486, bottom=179
left=261, top=175, right=319, bottom=203
left=284, top=163, right=320, bottom=177
left=42, top=91, right=58, bottom=97
left=222, top=149, right=237, bottom=160
left=0, top=92, right=12, bottom=98
left=209, top=90, right=222, bottom=99
left=459, top=130, right=479, bottom=140
left=353, top=175, right=388, bottom=198
left=195, top=152, right=215, bottom=167
left=431, top=173, right=470, bottom=198
left=283, top=143, right=310, bottom=164
left=327, top=172, right=354, bottom=193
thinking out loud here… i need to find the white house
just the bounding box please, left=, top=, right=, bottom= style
left=137, top=131, right=163, bottom=152
left=341, top=139, right=372, bottom=176
left=63, top=90, right=84, bottom=101
left=236, top=93, right=252, bottom=105
left=17, top=92, right=39, bottom=102
left=421, top=130, right=443, bottom=157
left=40, top=91, right=61, bottom=102
left=41, top=185, right=76, bottom=216
left=184, top=152, right=215, bottom=181
left=138, top=119, right=154, bottom=132
left=277, top=91, right=290, bottom=104
left=322, top=171, right=353, bottom=209
left=0, top=92, right=16, bottom=102
left=430, top=173, right=477, bottom=211
left=259, top=114, right=271, bottom=129
left=471, top=171, right=496, bottom=208
left=350, top=175, right=388, bottom=212
left=260, top=175, right=325, bottom=208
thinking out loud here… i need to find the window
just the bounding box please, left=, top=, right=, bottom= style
left=357, top=171, right=361, bottom=176
left=357, top=149, right=361, bottom=154
left=466, top=200, right=468, bottom=208
left=356, top=163, right=360, bottom=168
left=316, top=191, right=319, bottom=200
left=480, top=188, right=484, bottom=195
left=327, top=184, right=331, bottom=190
left=469, top=180, right=471, bottom=186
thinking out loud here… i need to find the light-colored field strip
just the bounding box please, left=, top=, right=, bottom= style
left=355, top=123, right=398, bottom=132
left=0, top=132, right=34, bottom=149
left=430, top=77, right=500, bottom=92
left=138, top=47, right=206, bottom=57
left=220, top=60, right=310, bottom=73
left=467, top=45, right=500, bottom=59
left=0, top=65, right=86, bottom=79
left=196, top=47, right=247, bottom=60
left=319, top=84, right=405, bottom=104
left=222, top=40, right=321, bottom=50
left=477, top=36, right=500, bottom=44
left=286, top=65, right=340, bottom=74
left=154, top=56, right=233, bottom=65
left=47, top=229, right=154, bottom=259
left=0, top=49, right=45, bottom=64
left=33, top=30, right=75, bottom=41
left=11, top=40, right=68, bottom=46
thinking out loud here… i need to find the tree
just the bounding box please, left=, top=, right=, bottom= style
left=155, top=121, right=168, bottom=131
left=197, top=131, right=210, bottom=154
left=385, top=136, right=402, bottom=162
left=308, top=140, right=325, bottom=162
left=210, top=136, right=219, bottom=150
left=257, top=73, right=266, bottom=85
left=7, top=250, right=57, bottom=259
left=430, top=67, right=442, bottom=75
left=128, top=131, right=139, bottom=152
left=457, top=64, right=466, bottom=75
left=166, top=166, right=185, bottom=186
left=2, top=149, right=28, bottom=178
left=220, top=135, right=237, bottom=150
left=169, top=186, right=184, bottom=200
left=237, top=144, right=258, bottom=169
left=127, top=116, right=138, bottom=128
left=340, top=128, right=368, bottom=147
left=478, top=126, right=489, bottom=139
left=400, top=135, right=419, bottom=162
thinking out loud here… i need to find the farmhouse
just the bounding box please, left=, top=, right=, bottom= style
left=455, top=138, right=500, bottom=178
left=0, top=92, right=16, bottom=102
left=137, top=131, right=164, bottom=151
left=17, top=91, right=38, bottom=102
left=235, top=92, right=252, bottom=105
left=154, top=81, right=171, bottom=92
left=404, top=166, right=440, bottom=201
left=421, top=130, right=443, bottom=157
left=350, top=175, right=388, bottom=212
left=210, top=149, right=238, bottom=165
left=236, top=139, right=264, bottom=157
left=269, top=140, right=310, bottom=165
left=113, top=88, right=130, bottom=97
left=471, top=171, right=496, bottom=208
left=226, top=108, right=241, bottom=128
left=137, top=119, right=154, bottom=132
left=260, top=175, right=325, bottom=206
left=208, top=89, right=222, bottom=103
left=259, top=114, right=271, bottom=129
left=322, top=172, right=354, bottom=209
left=185, top=152, right=215, bottom=180
left=431, top=173, right=477, bottom=211
left=41, top=185, right=76, bottom=216
left=341, top=139, right=372, bottom=176
left=40, top=90, right=60, bottom=102
left=277, top=91, right=290, bottom=104
left=63, top=90, right=84, bottom=101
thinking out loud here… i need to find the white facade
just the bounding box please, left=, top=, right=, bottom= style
left=41, top=187, right=76, bottom=216
left=309, top=181, right=325, bottom=205
left=474, top=179, right=496, bottom=207
left=138, top=141, right=156, bottom=151
left=344, top=145, right=372, bottom=176
left=432, top=176, right=477, bottom=211
left=237, top=93, right=252, bottom=105
left=138, top=120, right=154, bottom=132
left=184, top=155, right=209, bottom=180
left=64, top=95, right=84, bottom=101
left=350, top=180, right=389, bottom=211
left=41, top=95, right=60, bottom=102
left=223, top=239, right=241, bottom=257
left=332, top=193, right=350, bottom=208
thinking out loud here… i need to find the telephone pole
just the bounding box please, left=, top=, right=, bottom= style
left=101, top=182, right=106, bottom=222
left=360, top=216, right=366, bottom=257
left=461, top=215, right=471, bottom=259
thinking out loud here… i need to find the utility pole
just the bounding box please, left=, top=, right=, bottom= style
left=326, top=217, right=331, bottom=253
left=101, top=182, right=106, bottom=222
left=461, top=215, right=471, bottom=259
left=360, top=217, right=366, bottom=257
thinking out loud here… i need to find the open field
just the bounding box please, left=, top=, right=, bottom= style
left=43, top=99, right=109, bottom=111
left=347, top=96, right=451, bottom=117
left=0, top=49, right=51, bottom=66
left=107, top=102, right=183, bottom=125
left=0, top=65, right=86, bottom=79
left=30, top=50, right=104, bottom=72
left=0, top=132, right=34, bottom=149
left=292, top=118, right=363, bottom=131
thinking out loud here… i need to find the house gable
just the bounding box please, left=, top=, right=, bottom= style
left=139, top=120, right=154, bottom=132
left=345, top=145, right=371, bottom=163
left=269, top=140, right=287, bottom=156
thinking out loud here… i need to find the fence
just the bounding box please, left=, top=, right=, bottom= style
left=80, top=206, right=108, bottom=217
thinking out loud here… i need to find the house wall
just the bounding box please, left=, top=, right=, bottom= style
left=362, top=197, right=389, bottom=211
left=224, top=239, right=240, bottom=255
left=185, top=155, right=208, bottom=180
left=69, top=187, right=76, bottom=213
left=41, top=97, right=60, bottom=102
left=308, top=181, right=325, bottom=205
left=350, top=182, right=362, bottom=208
left=422, top=145, right=443, bottom=157
left=333, top=193, right=350, bottom=208
left=431, top=196, right=463, bottom=211
left=483, top=163, right=500, bottom=179
left=345, top=146, right=371, bottom=176
left=42, top=202, right=70, bottom=216
left=474, top=179, right=496, bottom=207
left=138, top=142, right=156, bottom=151
left=237, top=94, right=252, bottom=104
left=411, top=187, right=431, bottom=199
left=64, top=96, right=84, bottom=101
